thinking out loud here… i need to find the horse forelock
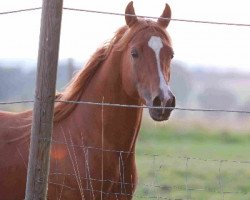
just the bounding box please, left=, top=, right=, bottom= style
left=53, top=19, right=171, bottom=122
left=115, top=19, right=171, bottom=51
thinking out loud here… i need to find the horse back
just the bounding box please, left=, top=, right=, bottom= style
left=0, top=110, right=31, bottom=140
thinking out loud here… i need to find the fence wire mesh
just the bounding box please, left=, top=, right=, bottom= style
left=47, top=137, right=250, bottom=200
left=2, top=98, right=249, bottom=199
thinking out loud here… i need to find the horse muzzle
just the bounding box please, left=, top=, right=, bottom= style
left=148, top=92, right=176, bottom=121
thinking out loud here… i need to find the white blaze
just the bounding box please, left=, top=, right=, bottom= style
left=148, top=36, right=170, bottom=99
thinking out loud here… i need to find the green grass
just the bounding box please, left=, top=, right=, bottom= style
left=134, top=121, right=250, bottom=200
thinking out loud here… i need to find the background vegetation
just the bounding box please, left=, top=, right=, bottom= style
left=1, top=59, right=250, bottom=114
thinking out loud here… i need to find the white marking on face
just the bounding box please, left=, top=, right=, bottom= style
left=148, top=36, right=170, bottom=99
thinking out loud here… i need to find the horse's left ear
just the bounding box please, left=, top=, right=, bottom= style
left=157, top=3, right=171, bottom=29
left=125, top=1, right=138, bottom=27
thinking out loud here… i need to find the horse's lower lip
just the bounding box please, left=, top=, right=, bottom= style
left=148, top=108, right=172, bottom=121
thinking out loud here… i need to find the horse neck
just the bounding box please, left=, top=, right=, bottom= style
left=61, top=50, right=143, bottom=152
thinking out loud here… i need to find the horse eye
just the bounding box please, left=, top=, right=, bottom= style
left=131, top=49, right=139, bottom=58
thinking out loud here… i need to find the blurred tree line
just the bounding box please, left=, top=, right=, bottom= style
left=170, top=61, right=250, bottom=118
left=1, top=59, right=250, bottom=116
left=0, top=59, right=75, bottom=102
left=0, top=67, right=36, bottom=101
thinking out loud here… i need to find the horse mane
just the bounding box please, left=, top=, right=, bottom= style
left=54, top=20, right=170, bottom=122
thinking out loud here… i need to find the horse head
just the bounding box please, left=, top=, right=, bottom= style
left=121, top=1, right=175, bottom=121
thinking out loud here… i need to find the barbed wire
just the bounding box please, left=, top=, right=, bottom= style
left=1, top=99, right=250, bottom=114
left=1, top=6, right=250, bottom=27
left=0, top=100, right=34, bottom=105
left=63, top=7, right=250, bottom=27
left=57, top=100, right=250, bottom=114
left=0, top=7, right=41, bottom=15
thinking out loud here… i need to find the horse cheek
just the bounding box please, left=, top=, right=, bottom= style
left=121, top=58, right=138, bottom=98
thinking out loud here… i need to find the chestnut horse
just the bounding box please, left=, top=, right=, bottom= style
left=0, top=2, right=175, bottom=199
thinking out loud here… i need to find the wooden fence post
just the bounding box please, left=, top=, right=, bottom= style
left=25, top=0, right=63, bottom=199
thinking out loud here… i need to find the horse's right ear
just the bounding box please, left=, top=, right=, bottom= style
left=125, top=1, right=138, bottom=27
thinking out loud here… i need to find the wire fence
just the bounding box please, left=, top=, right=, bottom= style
left=1, top=6, right=250, bottom=27
left=47, top=136, right=250, bottom=200
left=2, top=98, right=250, bottom=199
left=28, top=107, right=248, bottom=200
left=1, top=99, right=250, bottom=114
left=1, top=3, right=250, bottom=200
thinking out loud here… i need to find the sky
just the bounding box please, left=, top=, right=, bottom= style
left=0, top=0, right=250, bottom=72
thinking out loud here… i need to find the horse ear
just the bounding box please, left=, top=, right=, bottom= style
left=125, top=1, right=138, bottom=27
left=157, top=3, right=171, bottom=29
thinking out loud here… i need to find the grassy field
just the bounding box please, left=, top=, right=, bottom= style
left=134, top=120, right=250, bottom=200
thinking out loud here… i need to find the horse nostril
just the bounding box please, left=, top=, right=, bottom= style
left=172, top=96, right=176, bottom=107
left=166, top=96, right=176, bottom=108
left=153, top=96, right=162, bottom=107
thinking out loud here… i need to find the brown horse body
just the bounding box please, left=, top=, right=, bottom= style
left=0, top=2, right=175, bottom=199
